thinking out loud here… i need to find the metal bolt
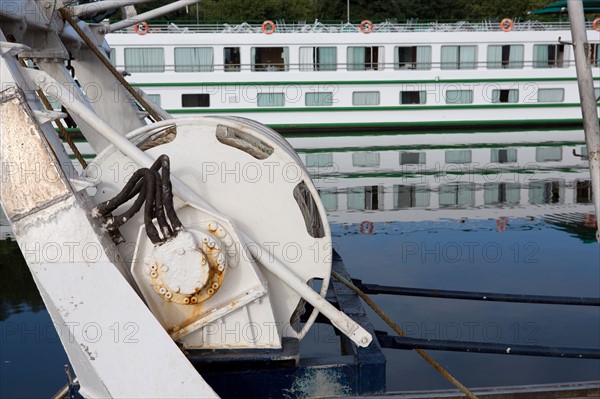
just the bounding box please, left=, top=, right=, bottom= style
left=161, top=265, right=169, bottom=272
left=159, top=287, right=167, bottom=295
left=211, top=283, right=219, bottom=290
left=191, top=297, right=198, bottom=304
left=172, top=285, right=180, bottom=293
left=207, top=240, right=215, bottom=249
left=177, top=248, right=185, bottom=256
left=208, top=221, right=218, bottom=231
left=151, top=264, right=157, bottom=271
left=183, top=298, right=190, bottom=304
left=150, top=271, right=158, bottom=278
left=217, top=264, right=225, bottom=272
left=165, top=292, right=173, bottom=299
left=207, top=288, right=214, bottom=295
left=361, top=337, right=369, bottom=344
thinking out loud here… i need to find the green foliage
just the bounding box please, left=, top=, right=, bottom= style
left=123, top=0, right=578, bottom=22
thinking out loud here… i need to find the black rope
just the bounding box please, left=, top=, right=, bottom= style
left=376, top=331, right=600, bottom=359
left=352, top=280, right=600, bottom=307
left=92, top=155, right=183, bottom=244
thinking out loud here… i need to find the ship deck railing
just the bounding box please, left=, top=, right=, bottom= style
left=108, top=20, right=588, bottom=34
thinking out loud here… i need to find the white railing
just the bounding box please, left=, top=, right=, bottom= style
left=111, top=20, right=588, bottom=34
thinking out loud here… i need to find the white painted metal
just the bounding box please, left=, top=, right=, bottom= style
left=107, top=0, right=202, bottom=32
left=71, top=0, right=152, bottom=18
left=0, top=86, right=218, bottom=398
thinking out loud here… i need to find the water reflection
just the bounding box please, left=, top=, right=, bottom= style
left=0, top=239, right=44, bottom=321
left=299, top=139, right=597, bottom=234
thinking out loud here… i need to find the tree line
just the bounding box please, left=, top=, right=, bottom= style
left=131, top=0, right=561, bottom=23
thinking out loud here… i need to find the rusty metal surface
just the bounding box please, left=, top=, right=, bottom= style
left=0, top=88, right=71, bottom=221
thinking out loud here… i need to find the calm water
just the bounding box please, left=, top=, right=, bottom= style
left=1, top=132, right=599, bottom=397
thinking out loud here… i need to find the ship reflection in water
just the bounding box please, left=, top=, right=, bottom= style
left=1, top=132, right=599, bottom=397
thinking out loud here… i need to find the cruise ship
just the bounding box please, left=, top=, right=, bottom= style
left=104, top=19, right=600, bottom=132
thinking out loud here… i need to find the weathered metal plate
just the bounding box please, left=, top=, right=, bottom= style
left=0, top=88, right=70, bottom=220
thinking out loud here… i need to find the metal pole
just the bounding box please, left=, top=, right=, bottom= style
left=567, top=0, right=600, bottom=244
left=347, top=0, right=350, bottom=23
left=108, top=0, right=201, bottom=32
left=70, top=0, right=151, bottom=18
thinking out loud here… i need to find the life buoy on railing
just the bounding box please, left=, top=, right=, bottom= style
left=134, top=21, right=149, bottom=35
left=359, top=20, right=373, bottom=34
left=496, top=217, right=508, bottom=232
left=500, top=18, right=514, bottom=32
left=360, top=221, right=374, bottom=234
left=593, top=18, right=600, bottom=31
left=262, top=20, right=276, bottom=34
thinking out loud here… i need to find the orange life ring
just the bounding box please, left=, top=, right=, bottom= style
left=262, top=20, right=276, bottom=34
left=359, top=20, right=373, bottom=34
left=360, top=221, right=374, bottom=234
left=134, top=21, right=149, bottom=35
left=593, top=18, right=600, bottom=31
left=500, top=18, right=514, bottom=32
left=496, top=217, right=508, bottom=232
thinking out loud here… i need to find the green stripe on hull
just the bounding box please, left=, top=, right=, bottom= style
left=166, top=102, right=590, bottom=114
left=133, top=77, right=600, bottom=88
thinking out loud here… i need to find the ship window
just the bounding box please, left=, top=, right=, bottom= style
left=394, top=185, right=430, bottom=208
left=576, top=180, right=592, bottom=204
left=306, top=92, right=334, bottom=106
left=299, top=47, right=337, bottom=71
left=441, top=45, right=477, bottom=70
left=399, top=151, right=426, bottom=165
left=124, top=48, right=164, bottom=73
left=533, top=44, right=567, bottom=68
left=445, top=149, right=472, bottom=163
left=487, top=45, right=524, bottom=69
left=251, top=47, right=289, bottom=71
left=491, top=89, right=519, bottom=103
left=182, top=94, right=210, bottom=107
left=257, top=93, right=285, bottom=107
left=348, top=186, right=380, bottom=210
left=352, top=91, right=380, bottom=105
left=491, top=148, right=517, bottom=163
left=174, top=47, right=213, bottom=72
left=537, top=88, right=564, bottom=102
left=224, top=47, right=241, bottom=71
left=347, top=46, right=383, bottom=71
left=400, top=91, right=426, bottom=104
left=591, top=44, right=600, bottom=67
left=352, top=152, right=380, bottom=167
left=439, top=182, right=475, bottom=207
left=305, top=153, right=333, bottom=168
left=318, top=188, right=338, bottom=211
left=484, top=182, right=521, bottom=205
left=394, top=46, right=432, bottom=70
left=147, top=94, right=161, bottom=107
left=536, top=147, right=562, bottom=162
left=529, top=180, right=563, bottom=204
left=446, top=89, right=473, bottom=104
